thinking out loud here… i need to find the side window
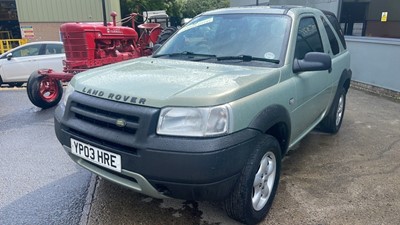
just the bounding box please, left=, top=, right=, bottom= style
left=321, top=16, right=340, bottom=55
left=325, top=13, right=347, bottom=49
left=45, top=44, right=65, bottom=55
left=294, top=17, right=324, bottom=60
left=11, top=45, right=41, bottom=58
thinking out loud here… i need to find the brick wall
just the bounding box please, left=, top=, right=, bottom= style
left=19, top=22, right=63, bottom=42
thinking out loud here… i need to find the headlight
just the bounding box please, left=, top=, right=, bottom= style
left=61, top=83, right=74, bottom=107
left=157, top=105, right=231, bottom=137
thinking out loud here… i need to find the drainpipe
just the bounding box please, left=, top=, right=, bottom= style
left=101, top=0, right=107, bottom=26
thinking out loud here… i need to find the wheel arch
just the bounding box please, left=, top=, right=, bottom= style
left=339, top=68, right=352, bottom=93
left=248, top=104, right=291, bottom=156
left=326, top=68, right=351, bottom=113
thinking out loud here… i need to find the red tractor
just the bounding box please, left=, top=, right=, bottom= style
left=27, top=7, right=167, bottom=109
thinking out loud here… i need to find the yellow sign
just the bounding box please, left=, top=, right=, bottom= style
left=381, top=12, right=388, bottom=22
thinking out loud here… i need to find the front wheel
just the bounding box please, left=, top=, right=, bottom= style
left=224, top=135, right=281, bottom=224
left=27, top=71, right=63, bottom=109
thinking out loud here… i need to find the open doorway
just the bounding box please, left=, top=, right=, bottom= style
left=0, top=0, right=21, bottom=39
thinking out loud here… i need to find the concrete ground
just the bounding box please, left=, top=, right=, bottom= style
left=0, top=87, right=92, bottom=225
left=84, top=88, right=400, bottom=225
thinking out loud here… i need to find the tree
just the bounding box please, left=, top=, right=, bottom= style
left=119, top=0, right=230, bottom=24
left=181, top=0, right=229, bottom=18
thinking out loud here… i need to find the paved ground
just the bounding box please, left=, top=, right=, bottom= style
left=85, top=88, right=400, bottom=225
left=0, top=87, right=92, bottom=225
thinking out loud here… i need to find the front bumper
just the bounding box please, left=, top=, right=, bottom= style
left=54, top=93, right=261, bottom=200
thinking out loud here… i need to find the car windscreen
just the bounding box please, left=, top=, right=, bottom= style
left=154, top=13, right=291, bottom=67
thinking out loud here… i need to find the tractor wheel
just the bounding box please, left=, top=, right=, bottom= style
left=27, top=70, right=63, bottom=109
left=156, top=26, right=178, bottom=45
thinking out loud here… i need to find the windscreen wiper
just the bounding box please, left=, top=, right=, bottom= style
left=216, top=55, right=280, bottom=64
left=153, top=51, right=217, bottom=58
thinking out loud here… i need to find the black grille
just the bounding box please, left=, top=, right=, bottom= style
left=63, top=92, right=160, bottom=153
left=71, top=103, right=139, bottom=135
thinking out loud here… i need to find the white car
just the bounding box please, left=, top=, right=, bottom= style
left=0, top=41, right=65, bottom=87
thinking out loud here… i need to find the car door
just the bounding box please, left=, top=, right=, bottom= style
left=290, top=15, right=334, bottom=139
left=38, top=43, right=65, bottom=72
left=0, top=43, right=43, bottom=82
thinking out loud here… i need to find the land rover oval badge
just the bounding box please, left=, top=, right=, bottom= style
left=116, top=118, right=127, bottom=127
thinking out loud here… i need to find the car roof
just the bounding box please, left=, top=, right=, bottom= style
left=0, top=41, right=63, bottom=57
left=202, top=5, right=320, bottom=16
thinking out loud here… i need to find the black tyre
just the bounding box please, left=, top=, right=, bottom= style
left=224, top=135, right=281, bottom=224
left=318, top=87, right=346, bottom=134
left=156, top=26, right=178, bottom=45
left=27, top=70, right=63, bottom=109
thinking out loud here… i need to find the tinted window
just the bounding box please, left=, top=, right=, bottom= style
left=294, top=17, right=324, bottom=60
left=321, top=16, right=340, bottom=55
left=324, top=13, right=347, bottom=49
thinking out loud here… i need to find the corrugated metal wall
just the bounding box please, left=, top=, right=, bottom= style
left=16, top=0, right=121, bottom=22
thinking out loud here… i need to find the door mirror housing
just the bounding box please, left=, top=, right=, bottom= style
left=293, top=52, right=332, bottom=73
left=6, top=53, right=13, bottom=60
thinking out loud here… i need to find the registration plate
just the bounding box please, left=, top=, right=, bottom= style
left=70, top=138, right=121, bottom=172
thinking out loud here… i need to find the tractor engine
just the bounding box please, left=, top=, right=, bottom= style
left=60, top=19, right=145, bottom=73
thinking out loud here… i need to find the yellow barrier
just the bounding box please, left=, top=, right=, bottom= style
left=0, top=39, right=29, bottom=54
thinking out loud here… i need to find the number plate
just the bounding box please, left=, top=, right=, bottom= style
left=70, top=138, right=121, bottom=172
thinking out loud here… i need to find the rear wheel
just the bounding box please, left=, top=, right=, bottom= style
left=224, top=135, right=281, bottom=224
left=318, top=87, right=346, bottom=134
left=156, top=27, right=178, bottom=45
left=27, top=71, right=63, bottom=109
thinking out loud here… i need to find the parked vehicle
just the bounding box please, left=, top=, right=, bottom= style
left=55, top=6, right=351, bottom=224
left=0, top=41, right=64, bottom=87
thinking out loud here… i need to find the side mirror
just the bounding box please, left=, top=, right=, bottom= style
left=293, top=52, right=332, bottom=73
left=6, top=53, right=13, bottom=60
left=152, top=44, right=162, bottom=54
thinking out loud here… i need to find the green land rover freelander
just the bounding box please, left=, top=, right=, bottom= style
left=55, top=6, right=351, bottom=224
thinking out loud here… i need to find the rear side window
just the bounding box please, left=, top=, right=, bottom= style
left=294, top=17, right=324, bottom=60
left=321, top=16, right=340, bottom=55
left=324, top=13, right=347, bottom=49
left=45, top=44, right=65, bottom=55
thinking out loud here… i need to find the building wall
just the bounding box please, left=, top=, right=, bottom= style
left=269, top=0, right=339, bottom=14
left=231, top=0, right=339, bottom=14
left=19, top=22, right=63, bottom=41
left=15, top=0, right=121, bottom=41
left=346, top=37, right=400, bottom=92
left=16, top=0, right=121, bottom=22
